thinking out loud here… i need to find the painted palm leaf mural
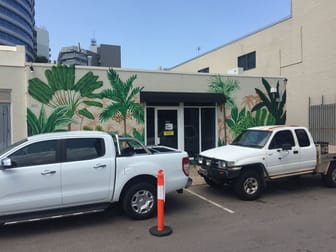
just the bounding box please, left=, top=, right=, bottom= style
left=252, top=77, right=286, bottom=124
left=226, top=107, right=276, bottom=138
left=209, top=75, right=240, bottom=144
left=28, top=65, right=103, bottom=130
left=209, top=76, right=286, bottom=141
left=27, top=105, right=72, bottom=136
left=226, top=107, right=253, bottom=137
left=209, top=76, right=239, bottom=108
left=99, top=68, right=144, bottom=136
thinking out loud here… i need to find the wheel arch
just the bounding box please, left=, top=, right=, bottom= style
left=119, top=175, right=157, bottom=202
left=322, top=160, right=336, bottom=188
left=240, top=163, right=268, bottom=178
left=325, top=160, right=336, bottom=175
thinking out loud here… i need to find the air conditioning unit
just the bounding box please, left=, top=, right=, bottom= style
left=227, top=67, right=244, bottom=75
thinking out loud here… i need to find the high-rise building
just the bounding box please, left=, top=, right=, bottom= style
left=35, top=26, right=49, bottom=62
left=0, top=0, right=36, bottom=62
left=97, top=44, right=121, bottom=67
left=57, top=45, right=89, bottom=66
left=58, top=40, right=121, bottom=67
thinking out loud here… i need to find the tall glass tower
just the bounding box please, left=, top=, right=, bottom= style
left=0, top=0, right=36, bottom=62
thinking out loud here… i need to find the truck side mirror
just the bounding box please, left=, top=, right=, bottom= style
left=0, top=158, right=12, bottom=169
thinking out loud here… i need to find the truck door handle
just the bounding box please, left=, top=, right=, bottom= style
left=41, top=170, right=56, bottom=175
left=93, top=164, right=107, bottom=169
left=293, top=150, right=299, bottom=154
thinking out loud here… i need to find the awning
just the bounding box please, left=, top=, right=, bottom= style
left=140, top=91, right=226, bottom=104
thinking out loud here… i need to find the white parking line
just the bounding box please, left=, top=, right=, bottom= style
left=185, top=189, right=235, bottom=214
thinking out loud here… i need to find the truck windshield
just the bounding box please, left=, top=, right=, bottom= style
left=231, top=130, right=271, bottom=148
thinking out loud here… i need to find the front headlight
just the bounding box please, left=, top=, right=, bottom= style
left=197, top=157, right=203, bottom=165
left=227, top=161, right=235, bottom=167
left=205, top=159, right=211, bottom=166
left=218, top=160, right=235, bottom=169
left=218, top=160, right=227, bottom=169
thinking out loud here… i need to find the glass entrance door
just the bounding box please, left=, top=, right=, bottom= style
left=157, top=109, right=178, bottom=149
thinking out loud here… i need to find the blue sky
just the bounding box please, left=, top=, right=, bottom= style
left=35, top=0, right=291, bottom=70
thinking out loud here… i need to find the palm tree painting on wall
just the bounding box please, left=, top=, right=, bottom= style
left=27, top=105, right=72, bottom=136
left=28, top=65, right=103, bottom=131
left=27, top=66, right=145, bottom=141
left=252, top=77, right=286, bottom=125
left=99, top=69, right=144, bottom=136
left=209, top=75, right=240, bottom=144
left=209, top=76, right=286, bottom=142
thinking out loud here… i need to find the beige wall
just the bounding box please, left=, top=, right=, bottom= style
left=0, top=45, right=284, bottom=147
left=27, top=65, right=284, bottom=108
left=0, top=46, right=27, bottom=142
left=27, top=65, right=284, bottom=142
left=171, top=0, right=336, bottom=127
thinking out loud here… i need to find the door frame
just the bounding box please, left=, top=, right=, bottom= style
left=144, top=103, right=218, bottom=153
left=154, top=106, right=182, bottom=148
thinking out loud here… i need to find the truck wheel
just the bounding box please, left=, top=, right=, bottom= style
left=122, top=182, right=156, bottom=220
left=321, top=165, right=336, bottom=188
left=204, top=177, right=223, bottom=188
left=234, top=171, right=262, bottom=200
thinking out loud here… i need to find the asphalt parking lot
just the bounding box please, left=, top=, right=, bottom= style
left=1, top=167, right=336, bottom=252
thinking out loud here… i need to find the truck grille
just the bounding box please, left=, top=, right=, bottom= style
left=198, top=156, right=219, bottom=168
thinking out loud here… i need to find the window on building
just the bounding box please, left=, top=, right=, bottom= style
left=198, top=67, right=209, bottom=73
left=238, top=51, right=256, bottom=71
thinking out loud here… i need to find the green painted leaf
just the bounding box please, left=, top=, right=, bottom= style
left=27, top=105, right=72, bottom=135
left=43, top=106, right=72, bottom=132
left=83, top=100, right=103, bottom=107
left=27, top=108, right=40, bottom=136
left=38, top=105, right=48, bottom=130
left=226, top=119, right=236, bottom=129
left=44, top=65, right=75, bottom=91
left=262, top=78, right=273, bottom=100
left=28, top=78, right=53, bottom=104
left=231, top=106, right=238, bottom=121
left=100, top=104, right=120, bottom=122
left=133, top=128, right=144, bottom=142
left=74, top=72, right=103, bottom=98
left=78, top=108, right=94, bottom=119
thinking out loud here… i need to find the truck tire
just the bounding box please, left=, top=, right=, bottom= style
left=234, top=170, right=262, bottom=200
left=321, top=164, right=336, bottom=188
left=122, top=182, right=156, bottom=220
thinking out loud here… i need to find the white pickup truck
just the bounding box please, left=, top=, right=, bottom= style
left=0, top=131, right=191, bottom=224
left=198, top=126, right=336, bottom=200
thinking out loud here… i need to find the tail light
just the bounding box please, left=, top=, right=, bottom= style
left=182, top=157, right=190, bottom=176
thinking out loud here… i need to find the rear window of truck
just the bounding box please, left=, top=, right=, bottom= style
left=65, top=138, right=105, bottom=162
left=295, top=129, right=310, bottom=147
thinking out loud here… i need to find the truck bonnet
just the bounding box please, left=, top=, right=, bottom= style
left=199, top=145, right=263, bottom=162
